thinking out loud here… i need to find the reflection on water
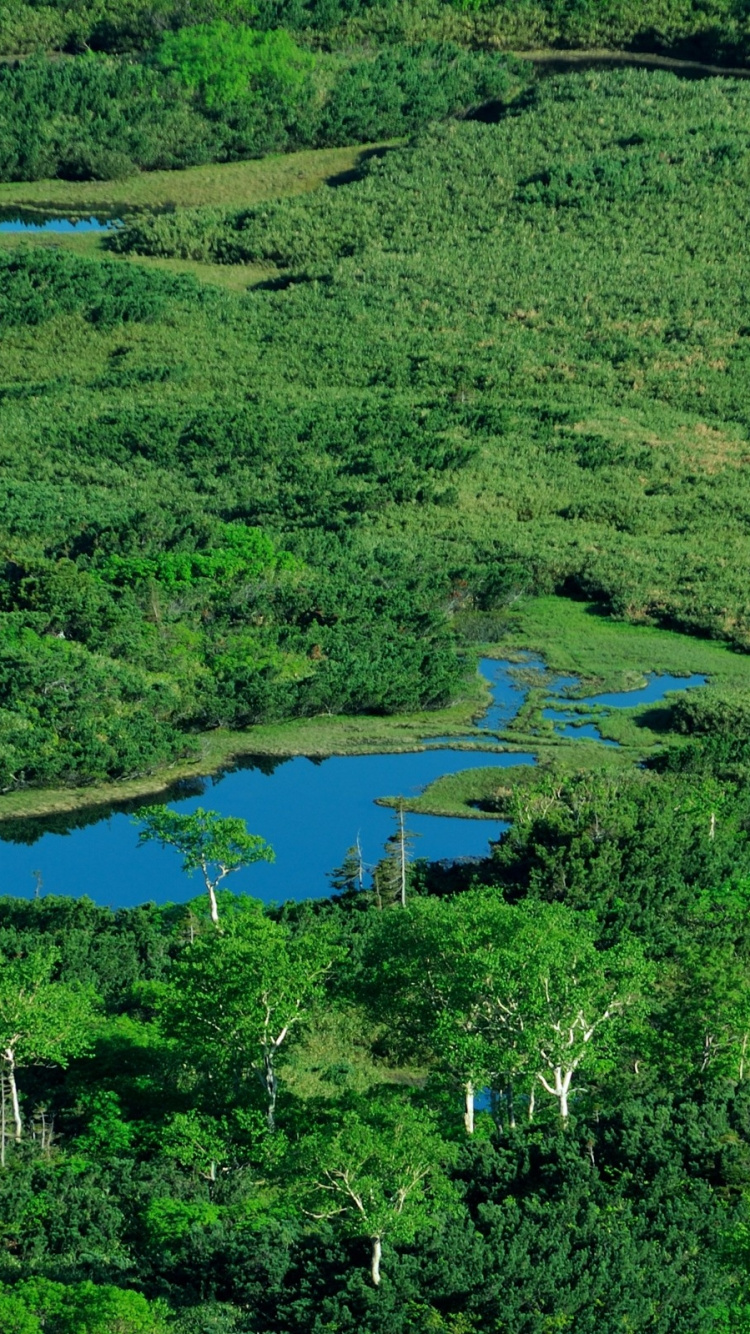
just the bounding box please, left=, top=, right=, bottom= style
left=0, top=209, right=116, bottom=233
left=0, top=658, right=709, bottom=908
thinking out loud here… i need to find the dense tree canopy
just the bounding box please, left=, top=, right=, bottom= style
left=0, top=757, right=749, bottom=1327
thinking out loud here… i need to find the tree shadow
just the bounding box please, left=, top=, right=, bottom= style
left=325, top=144, right=398, bottom=189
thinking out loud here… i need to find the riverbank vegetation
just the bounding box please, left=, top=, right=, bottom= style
left=4, top=69, right=750, bottom=791
left=3, top=11, right=750, bottom=1329
left=2, top=749, right=750, bottom=1330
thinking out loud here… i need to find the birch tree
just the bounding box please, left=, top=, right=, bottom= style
left=136, top=806, right=274, bottom=925
left=358, top=893, right=648, bottom=1131
left=506, top=912, right=650, bottom=1123
left=359, top=892, right=537, bottom=1134
left=157, top=902, right=340, bottom=1130
left=0, top=948, right=98, bottom=1148
left=297, top=1101, right=456, bottom=1286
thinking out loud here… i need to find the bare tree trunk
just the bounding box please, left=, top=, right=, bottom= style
left=464, top=1081, right=475, bottom=1135
left=557, top=1068, right=573, bottom=1122
left=371, top=1236, right=382, bottom=1286
left=398, top=805, right=407, bottom=908
left=506, top=1081, right=516, bottom=1129
left=263, top=1053, right=278, bottom=1132
left=207, top=883, right=219, bottom=925
left=0, top=1071, right=5, bottom=1168
left=4, top=1056, right=22, bottom=1142
left=201, top=859, right=221, bottom=925
left=528, top=1084, right=535, bottom=1123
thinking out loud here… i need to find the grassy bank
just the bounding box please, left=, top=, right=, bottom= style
left=2, top=595, right=741, bottom=825
left=0, top=143, right=392, bottom=289
left=496, top=597, right=750, bottom=692
left=380, top=595, right=750, bottom=821
left=0, top=668, right=491, bottom=823
left=0, top=143, right=389, bottom=216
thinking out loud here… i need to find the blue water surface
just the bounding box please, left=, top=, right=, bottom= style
left=0, top=749, right=533, bottom=908
left=0, top=660, right=710, bottom=909
left=0, top=215, right=112, bottom=233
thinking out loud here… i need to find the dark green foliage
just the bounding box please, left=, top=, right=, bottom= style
left=1, top=0, right=749, bottom=60
left=315, top=42, right=522, bottom=145
left=0, top=895, right=179, bottom=1003
left=0, top=44, right=523, bottom=183
left=486, top=769, right=750, bottom=949
left=0, top=56, right=218, bottom=181
left=0, top=249, right=201, bottom=327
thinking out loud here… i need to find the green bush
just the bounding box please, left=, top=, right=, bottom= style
left=0, top=1280, right=169, bottom=1334
left=0, top=43, right=523, bottom=183
left=153, top=22, right=314, bottom=109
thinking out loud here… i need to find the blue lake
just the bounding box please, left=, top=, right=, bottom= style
left=0, top=658, right=708, bottom=909
left=0, top=749, right=532, bottom=908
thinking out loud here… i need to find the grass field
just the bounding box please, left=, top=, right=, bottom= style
left=496, top=596, right=750, bottom=692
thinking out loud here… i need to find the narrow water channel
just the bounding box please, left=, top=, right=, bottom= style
left=0, top=659, right=706, bottom=908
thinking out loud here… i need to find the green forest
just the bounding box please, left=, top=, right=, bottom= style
left=4, top=762, right=750, bottom=1333
left=3, top=0, right=750, bottom=1329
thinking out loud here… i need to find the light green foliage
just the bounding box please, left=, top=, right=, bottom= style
left=0, top=947, right=99, bottom=1088
left=144, top=1196, right=222, bottom=1245
left=160, top=1109, right=233, bottom=1175
left=0, top=1288, right=40, bottom=1334
left=75, top=1089, right=135, bottom=1158
left=4, top=1277, right=170, bottom=1333
left=156, top=900, right=341, bottom=1124
left=154, top=22, right=314, bottom=108
left=362, top=893, right=649, bottom=1120
left=136, top=806, right=274, bottom=920
left=136, top=806, right=274, bottom=882
left=99, top=524, right=299, bottom=592
left=296, top=1099, right=457, bottom=1281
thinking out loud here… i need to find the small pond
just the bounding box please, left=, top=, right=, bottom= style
left=0, top=658, right=707, bottom=909
left=0, top=209, right=115, bottom=233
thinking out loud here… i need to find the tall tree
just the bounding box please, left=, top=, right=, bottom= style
left=329, top=837, right=366, bottom=895
left=375, top=805, right=419, bottom=908
left=157, top=901, right=340, bottom=1130
left=297, top=1099, right=456, bottom=1285
left=359, top=892, right=649, bottom=1130
left=0, top=948, right=98, bottom=1146
left=136, top=806, right=274, bottom=924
